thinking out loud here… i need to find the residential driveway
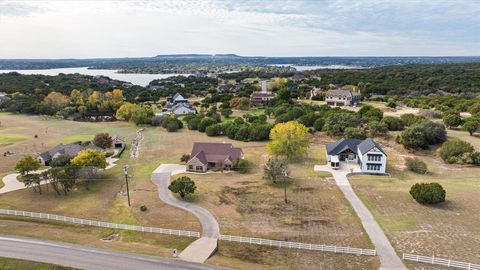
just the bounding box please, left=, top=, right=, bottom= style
left=0, top=169, right=49, bottom=194
left=151, top=164, right=219, bottom=263
left=314, top=163, right=407, bottom=270
left=0, top=173, right=24, bottom=194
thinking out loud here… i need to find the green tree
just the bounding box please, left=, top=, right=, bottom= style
left=462, top=117, right=480, bottom=136
left=368, top=120, right=389, bottom=136
left=443, top=113, right=463, bottom=129
left=168, top=176, right=197, bottom=198
left=344, top=127, right=367, bottom=139
left=15, top=155, right=40, bottom=176
left=267, top=121, right=310, bottom=161
left=220, top=108, right=233, bottom=118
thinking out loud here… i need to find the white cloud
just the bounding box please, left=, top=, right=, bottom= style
left=0, top=0, right=478, bottom=58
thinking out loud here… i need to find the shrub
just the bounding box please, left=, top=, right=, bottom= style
left=387, top=101, right=397, bottom=108
left=358, top=105, right=383, bottom=121
left=405, top=157, right=428, bottom=174
left=442, top=113, right=463, bottom=129
left=205, top=123, right=222, bottom=136
left=232, top=159, right=250, bottom=174
left=409, top=183, right=446, bottom=204
left=104, top=149, right=115, bottom=157
left=198, top=118, right=217, bottom=132
left=437, top=138, right=474, bottom=163
left=344, top=127, right=367, bottom=140
left=398, top=120, right=446, bottom=149
left=187, top=117, right=201, bottom=130
left=139, top=205, right=148, bottom=212
left=180, top=154, right=190, bottom=163
left=368, top=120, right=388, bottom=137
left=235, top=126, right=250, bottom=141
left=324, top=113, right=361, bottom=137
left=381, top=116, right=404, bottom=131
left=313, top=118, right=325, bottom=131
left=400, top=113, right=425, bottom=126
left=161, top=117, right=183, bottom=132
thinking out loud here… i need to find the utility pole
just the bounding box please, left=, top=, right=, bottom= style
left=124, top=165, right=131, bottom=207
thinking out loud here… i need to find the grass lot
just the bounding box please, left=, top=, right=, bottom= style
left=0, top=257, right=75, bottom=270
left=0, top=113, right=380, bottom=269
left=349, top=131, right=480, bottom=267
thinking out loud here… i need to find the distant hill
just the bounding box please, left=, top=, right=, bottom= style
left=1, top=55, right=479, bottom=70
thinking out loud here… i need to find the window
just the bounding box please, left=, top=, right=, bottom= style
left=196, top=166, right=203, bottom=171
left=366, top=164, right=381, bottom=171
left=367, top=154, right=382, bottom=162
left=188, top=165, right=193, bottom=170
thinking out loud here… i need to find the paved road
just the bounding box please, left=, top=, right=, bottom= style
left=151, top=164, right=219, bottom=263
left=314, top=164, right=407, bottom=270
left=0, top=235, right=225, bottom=270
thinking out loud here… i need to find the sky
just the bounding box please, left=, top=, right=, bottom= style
left=0, top=0, right=479, bottom=58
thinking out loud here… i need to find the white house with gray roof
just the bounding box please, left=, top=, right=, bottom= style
left=326, top=138, right=387, bottom=174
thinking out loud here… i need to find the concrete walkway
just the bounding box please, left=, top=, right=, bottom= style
left=314, top=163, right=407, bottom=270
left=151, top=164, right=219, bottom=263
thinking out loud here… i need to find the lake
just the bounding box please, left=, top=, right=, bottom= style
left=271, top=64, right=365, bottom=70
left=0, top=67, right=186, bottom=86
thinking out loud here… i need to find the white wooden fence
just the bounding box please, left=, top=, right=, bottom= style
left=219, top=234, right=376, bottom=256
left=0, top=209, right=200, bottom=238
left=403, top=253, right=480, bottom=270
left=0, top=209, right=376, bottom=256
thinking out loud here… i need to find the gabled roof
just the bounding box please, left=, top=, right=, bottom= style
left=172, top=93, right=188, bottom=100
left=326, top=138, right=363, bottom=156
left=189, top=142, right=243, bottom=165
left=326, top=89, right=360, bottom=98
left=357, top=138, right=386, bottom=156
left=39, top=142, right=102, bottom=161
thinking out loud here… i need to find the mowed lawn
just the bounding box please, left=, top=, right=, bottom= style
left=350, top=132, right=480, bottom=267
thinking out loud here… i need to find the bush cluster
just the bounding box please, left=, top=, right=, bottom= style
left=405, top=157, right=428, bottom=174
left=409, top=183, right=446, bottom=204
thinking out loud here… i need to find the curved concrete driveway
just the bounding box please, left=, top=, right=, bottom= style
left=151, top=164, right=219, bottom=263
left=0, top=235, right=225, bottom=270
left=314, top=163, right=407, bottom=270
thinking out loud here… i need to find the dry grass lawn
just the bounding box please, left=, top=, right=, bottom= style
left=0, top=113, right=380, bottom=269
left=349, top=132, right=480, bottom=268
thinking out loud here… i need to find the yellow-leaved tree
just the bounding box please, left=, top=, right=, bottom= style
left=267, top=121, right=311, bottom=161
left=71, top=149, right=107, bottom=189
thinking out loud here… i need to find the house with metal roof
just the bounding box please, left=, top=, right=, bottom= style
left=326, top=138, right=387, bottom=174
left=186, top=142, right=243, bottom=172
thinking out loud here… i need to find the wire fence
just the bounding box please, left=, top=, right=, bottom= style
left=0, top=209, right=376, bottom=256
left=403, top=253, right=480, bottom=270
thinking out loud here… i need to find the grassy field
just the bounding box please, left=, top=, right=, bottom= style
left=0, top=257, right=75, bottom=270
left=349, top=131, right=480, bottom=268
left=0, top=112, right=380, bottom=269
